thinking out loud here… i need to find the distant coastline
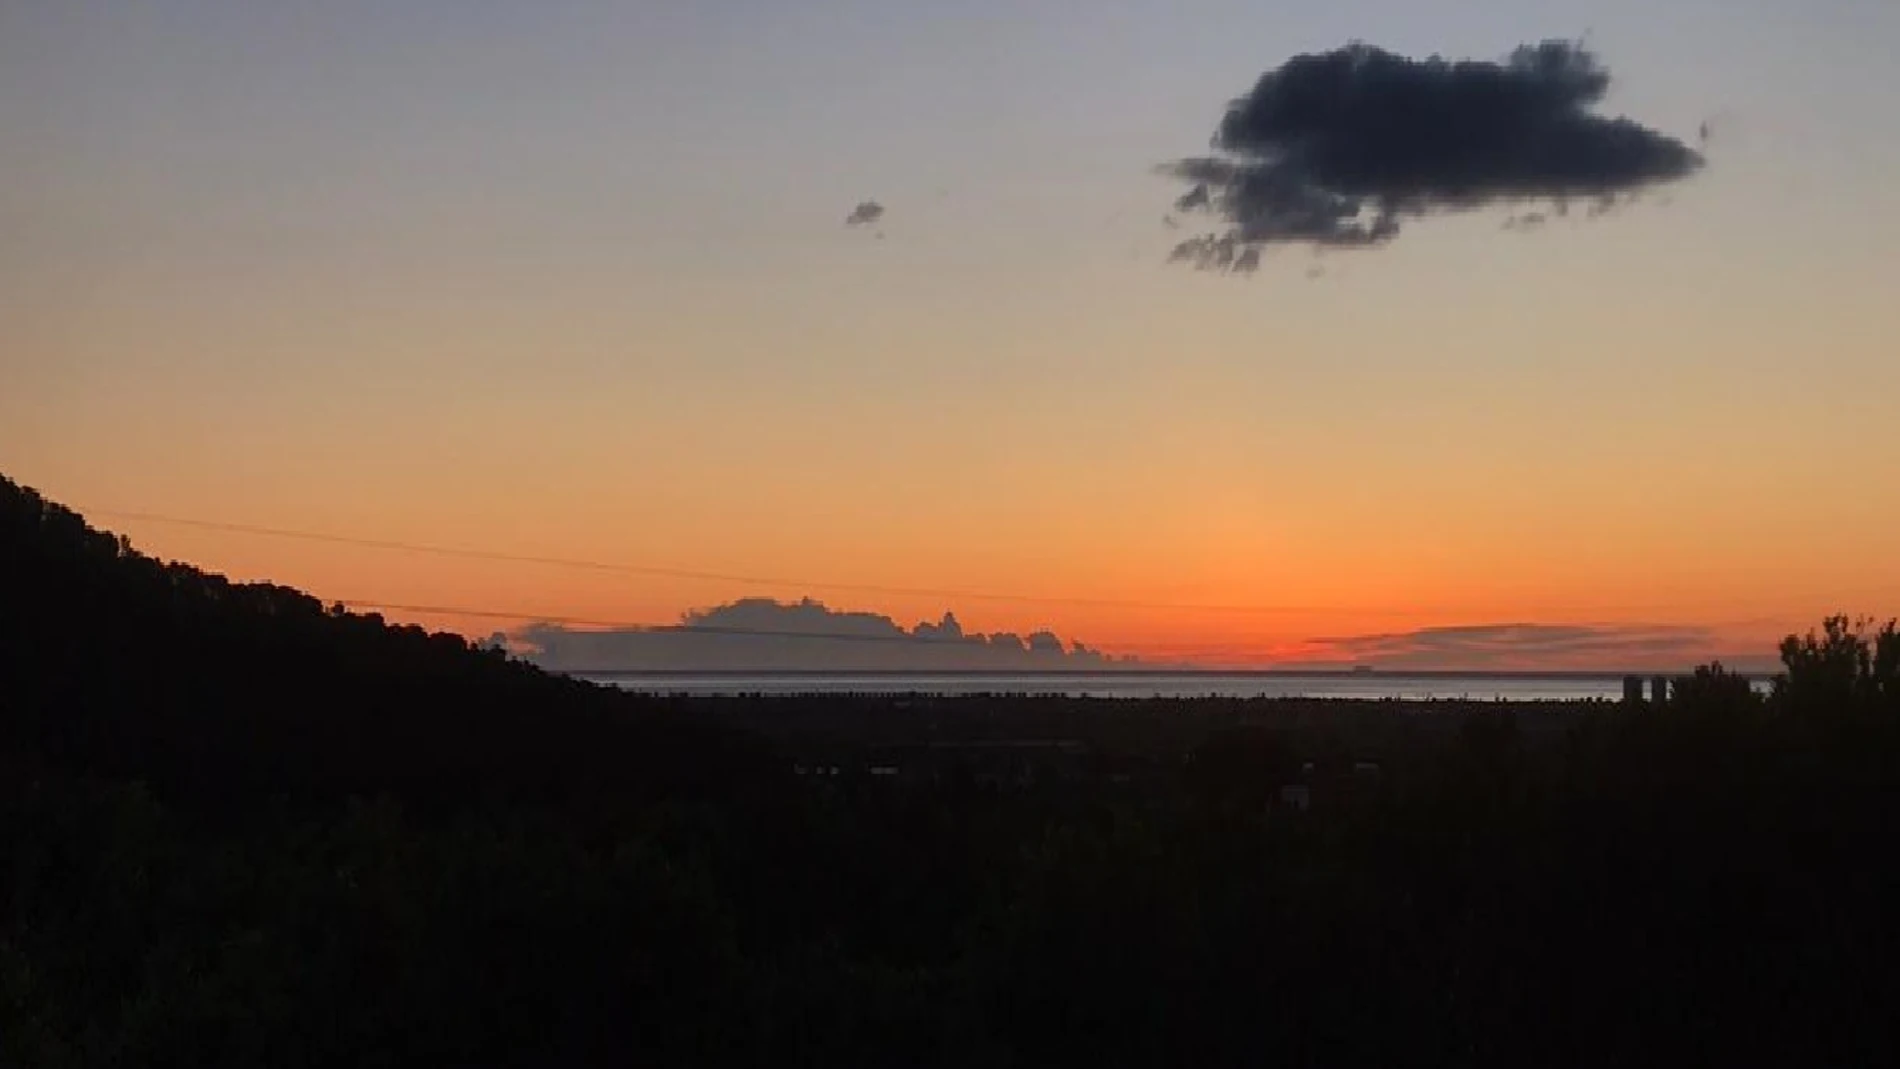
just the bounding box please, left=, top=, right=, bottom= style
left=569, top=668, right=1781, bottom=703
left=567, top=668, right=1774, bottom=680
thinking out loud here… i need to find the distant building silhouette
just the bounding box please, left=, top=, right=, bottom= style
left=1623, top=676, right=1645, bottom=704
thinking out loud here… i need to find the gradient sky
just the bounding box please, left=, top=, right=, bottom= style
left=4, top=0, right=1897, bottom=667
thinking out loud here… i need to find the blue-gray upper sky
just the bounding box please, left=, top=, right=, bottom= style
left=8, top=0, right=1894, bottom=275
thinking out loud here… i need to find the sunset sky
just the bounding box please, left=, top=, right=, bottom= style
left=4, top=0, right=1897, bottom=668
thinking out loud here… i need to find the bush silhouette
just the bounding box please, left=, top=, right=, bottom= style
left=5, top=469, right=1899, bottom=1068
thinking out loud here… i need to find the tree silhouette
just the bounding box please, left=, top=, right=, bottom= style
left=1669, top=661, right=1761, bottom=719
left=1775, top=614, right=1900, bottom=716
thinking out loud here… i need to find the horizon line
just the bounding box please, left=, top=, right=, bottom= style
left=561, top=667, right=1781, bottom=681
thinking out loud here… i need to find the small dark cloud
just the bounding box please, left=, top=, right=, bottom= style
left=1168, top=232, right=1266, bottom=274
left=1165, top=40, right=1705, bottom=268
left=1585, top=193, right=1624, bottom=219
left=844, top=200, right=885, bottom=227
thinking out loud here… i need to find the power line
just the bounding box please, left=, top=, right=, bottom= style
left=95, top=506, right=1772, bottom=628
left=336, top=599, right=1088, bottom=648
left=93, top=507, right=1396, bottom=616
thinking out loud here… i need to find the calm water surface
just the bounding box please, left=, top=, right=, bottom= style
left=581, top=672, right=1647, bottom=702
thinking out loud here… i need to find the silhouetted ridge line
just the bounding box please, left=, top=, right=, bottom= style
left=0, top=474, right=776, bottom=809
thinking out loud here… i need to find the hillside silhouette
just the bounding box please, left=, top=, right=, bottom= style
left=0, top=474, right=775, bottom=811
left=5, top=470, right=1900, bottom=1067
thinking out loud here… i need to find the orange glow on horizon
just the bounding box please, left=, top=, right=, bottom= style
left=5, top=1, right=1898, bottom=675
left=49, top=506, right=1820, bottom=671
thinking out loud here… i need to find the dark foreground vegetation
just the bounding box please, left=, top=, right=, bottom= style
left=4, top=472, right=1899, bottom=1066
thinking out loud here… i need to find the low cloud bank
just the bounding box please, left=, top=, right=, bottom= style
left=1291, top=622, right=1772, bottom=672
left=510, top=597, right=1143, bottom=672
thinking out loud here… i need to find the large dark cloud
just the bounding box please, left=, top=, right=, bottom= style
left=510, top=597, right=1148, bottom=673
left=1165, top=40, right=1705, bottom=269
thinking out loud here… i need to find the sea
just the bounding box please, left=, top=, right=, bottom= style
left=578, top=671, right=1693, bottom=702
